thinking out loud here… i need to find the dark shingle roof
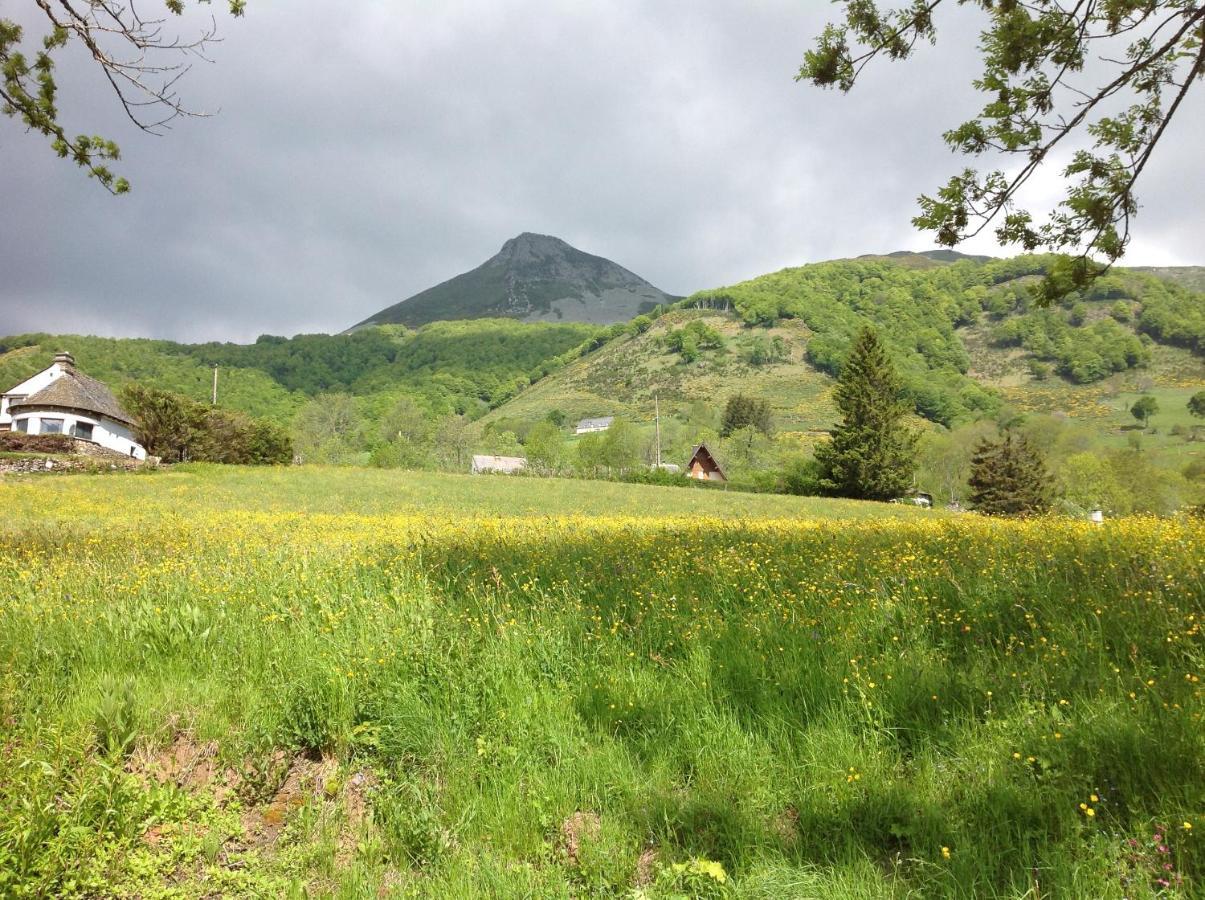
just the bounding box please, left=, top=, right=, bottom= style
left=9, top=366, right=135, bottom=426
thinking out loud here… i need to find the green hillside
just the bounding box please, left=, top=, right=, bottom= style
left=4, top=252, right=1201, bottom=506
left=482, top=253, right=1204, bottom=496
left=1129, top=265, right=1205, bottom=293
left=0, top=337, right=305, bottom=422
left=484, top=309, right=841, bottom=432
left=0, top=319, right=599, bottom=426
left=490, top=253, right=1203, bottom=426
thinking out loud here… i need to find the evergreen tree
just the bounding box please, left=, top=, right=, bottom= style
left=815, top=327, right=917, bottom=500
left=721, top=394, right=773, bottom=437
left=968, top=432, right=1051, bottom=517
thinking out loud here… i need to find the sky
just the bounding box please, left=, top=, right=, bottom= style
left=2, top=0, right=1202, bottom=343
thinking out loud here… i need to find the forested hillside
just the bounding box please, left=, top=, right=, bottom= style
left=0, top=320, right=599, bottom=426
left=685, top=254, right=1200, bottom=420
left=478, top=253, right=1203, bottom=510
left=4, top=252, right=1201, bottom=508
left=489, top=253, right=1202, bottom=428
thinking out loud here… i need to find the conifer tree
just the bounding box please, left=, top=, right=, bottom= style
left=815, top=327, right=917, bottom=500
left=967, top=432, right=1051, bottom=517
left=721, top=394, right=774, bottom=437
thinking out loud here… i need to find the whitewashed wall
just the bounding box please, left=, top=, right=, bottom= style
left=10, top=410, right=146, bottom=460
left=0, top=363, right=65, bottom=427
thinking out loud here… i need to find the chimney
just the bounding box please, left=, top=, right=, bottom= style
left=54, top=351, right=75, bottom=367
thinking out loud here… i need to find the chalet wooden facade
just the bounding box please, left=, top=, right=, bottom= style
left=686, top=443, right=726, bottom=482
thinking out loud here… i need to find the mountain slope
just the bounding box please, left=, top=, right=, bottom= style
left=352, top=233, right=677, bottom=329
left=1128, top=265, right=1205, bottom=293
left=484, top=253, right=1204, bottom=438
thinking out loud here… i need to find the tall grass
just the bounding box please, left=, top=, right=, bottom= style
left=0, top=470, right=1201, bottom=897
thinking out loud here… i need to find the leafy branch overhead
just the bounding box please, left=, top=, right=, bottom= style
left=0, top=0, right=246, bottom=193
left=799, top=1, right=1205, bottom=298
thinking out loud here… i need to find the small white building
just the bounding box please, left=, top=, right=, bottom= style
left=575, top=416, right=614, bottom=435
left=471, top=454, right=526, bottom=475
left=1, top=352, right=146, bottom=460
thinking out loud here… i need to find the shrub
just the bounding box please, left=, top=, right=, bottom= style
left=0, top=432, right=74, bottom=454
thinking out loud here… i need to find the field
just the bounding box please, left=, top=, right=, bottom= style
left=0, top=467, right=1202, bottom=898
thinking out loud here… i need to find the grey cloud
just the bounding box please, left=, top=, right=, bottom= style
left=1, top=0, right=1201, bottom=342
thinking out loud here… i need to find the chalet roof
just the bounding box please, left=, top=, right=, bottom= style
left=576, top=416, right=614, bottom=429
left=471, top=454, right=527, bottom=473
left=687, top=442, right=727, bottom=481
left=8, top=365, right=135, bottom=426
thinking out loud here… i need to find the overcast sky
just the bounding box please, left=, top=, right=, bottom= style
left=2, top=1, right=1202, bottom=343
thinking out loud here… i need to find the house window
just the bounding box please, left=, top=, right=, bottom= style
left=73, top=422, right=94, bottom=441
left=14, top=418, right=29, bottom=433
left=40, top=418, right=65, bottom=434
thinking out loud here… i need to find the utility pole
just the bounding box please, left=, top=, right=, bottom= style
left=212, top=366, right=218, bottom=405
left=654, top=394, right=662, bottom=468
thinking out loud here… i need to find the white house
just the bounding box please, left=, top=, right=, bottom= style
left=574, top=416, right=614, bottom=435
left=1, top=352, right=146, bottom=460
left=471, top=454, right=526, bottom=475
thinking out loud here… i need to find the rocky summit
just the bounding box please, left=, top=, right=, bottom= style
left=351, top=233, right=677, bottom=329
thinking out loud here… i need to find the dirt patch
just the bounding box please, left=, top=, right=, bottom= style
left=129, top=733, right=222, bottom=795
left=238, top=750, right=333, bottom=849
left=342, top=769, right=378, bottom=830
left=559, top=811, right=601, bottom=864
left=128, top=731, right=389, bottom=879
left=635, top=846, right=659, bottom=886
left=330, top=768, right=379, bottom=866
left=771, top=806, right=799, bottom=847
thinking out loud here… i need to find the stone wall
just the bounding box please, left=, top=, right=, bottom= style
left=0, top=439, right=151, bottom=476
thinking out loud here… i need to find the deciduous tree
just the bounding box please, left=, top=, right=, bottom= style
left=524, top=421, right=565, bottom=473
left=2, top=1, right=246, bottom=191
left=1131, top=394, right=1159, bottom=428
left=121, top=382, right=289, bottom=464
left=292, top=394, right=363, bottom=465
left=800, top=2, right=1205, bottom=297
left=433, top=414, right=472, bottom=471
left=1188, top=390, right=1205, bottom=419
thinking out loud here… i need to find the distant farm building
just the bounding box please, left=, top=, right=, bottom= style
left=0, top=352, right=146, bottom=460
left=471, top=454, right=527, bottom=475
left=686, top=443, right=726, bottom=482
left=575, top=416, right=614, bottom=434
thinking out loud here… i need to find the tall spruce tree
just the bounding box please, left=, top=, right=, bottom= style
left=967, top=433, right=1051, bottom=517
left=815, top=327, right=917, bottom=500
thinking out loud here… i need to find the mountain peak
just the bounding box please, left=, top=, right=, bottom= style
left=496, top=232, right=575, bottom=262
left=352, top=234, right=678, bottom=329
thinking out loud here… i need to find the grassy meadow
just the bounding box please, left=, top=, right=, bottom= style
left=0, top=466, right=1202, bottom=897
